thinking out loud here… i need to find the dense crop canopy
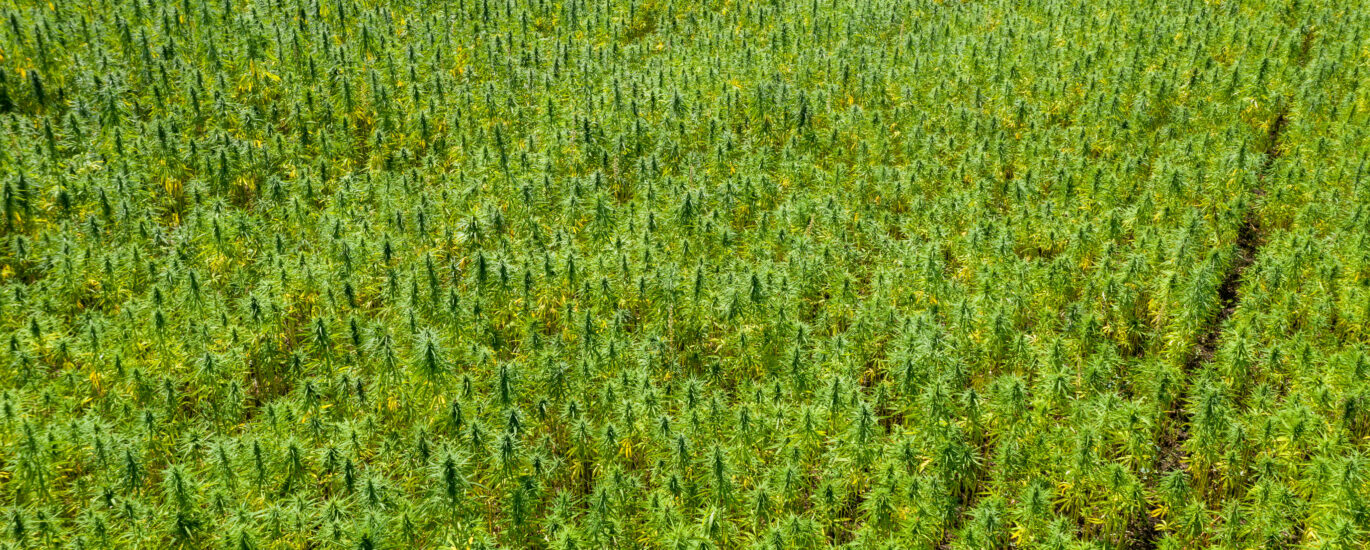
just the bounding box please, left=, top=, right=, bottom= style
left=1, top=0, right=1368, bottom=548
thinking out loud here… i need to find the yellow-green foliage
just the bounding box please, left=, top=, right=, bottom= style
left=0, top=0, right=1368, bottom=548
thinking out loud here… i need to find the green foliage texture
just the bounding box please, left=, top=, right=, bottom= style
left=1, top=0, right=1369, bottom=548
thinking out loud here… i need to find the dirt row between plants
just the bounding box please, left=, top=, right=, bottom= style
left=1132, top=104, right=1287, bottom=550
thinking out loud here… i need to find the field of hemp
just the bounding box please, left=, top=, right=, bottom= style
left=2, top=0, right=1370, bottom=548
